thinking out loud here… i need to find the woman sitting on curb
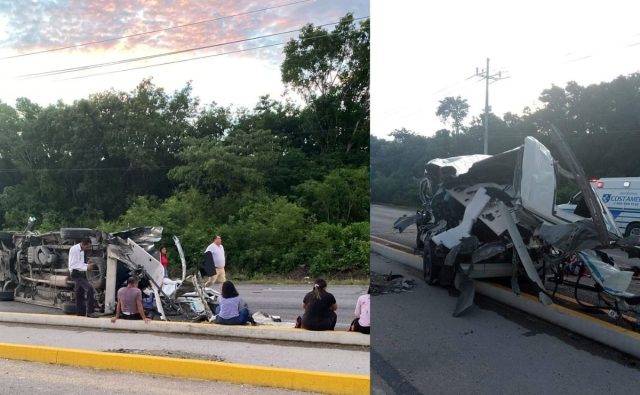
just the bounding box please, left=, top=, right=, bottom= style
left=349, top=287, right=370, bottom=334
left=214, top=280, right=255, bottom=325
left=297, top=278, right=337, bottom=331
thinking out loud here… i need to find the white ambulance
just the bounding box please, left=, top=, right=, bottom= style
left=560, top=177, right=640, bottom=236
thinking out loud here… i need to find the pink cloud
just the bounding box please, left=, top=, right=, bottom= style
left=1, top=0, right=368, bottom=62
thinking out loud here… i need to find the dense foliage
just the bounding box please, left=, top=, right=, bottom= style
left=372, top=74, right=640, bottom=207
left=0, top=15, right=370, bottom=278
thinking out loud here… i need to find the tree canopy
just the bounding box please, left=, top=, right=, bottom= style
left=0, top=14, right=370, bottom=278
left=373, top=74, right=640, bottom=206
left=436, top=96, right=469, bottom=135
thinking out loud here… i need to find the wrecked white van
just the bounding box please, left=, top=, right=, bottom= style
left=394, top=131, right=640, bottom=319
left=0, top=227, right=219, bottom=321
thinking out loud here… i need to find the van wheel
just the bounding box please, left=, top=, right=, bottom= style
left=423, top=242, right=439, bottom=285
left=62, top=302, right=77, bottom=315
left=0, top=290, right=14, bottom=301
left=87, top=257, right=106, bottom=290
left=626, top=223, right=640, bottom=237
left=416, top=231, right=425, bottom=250
left=60, top=228, right=94, bottom=240
left=0, top=231, right=14, bottom=243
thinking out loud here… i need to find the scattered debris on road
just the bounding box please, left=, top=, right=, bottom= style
left=370, top=271, right=416, bottom=295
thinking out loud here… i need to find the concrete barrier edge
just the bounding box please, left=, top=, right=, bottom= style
left=0, top=342, right=369, bottom=395
left=0, top=312, right=369, bottom=347
left=371, top=240, right=640, bottom=360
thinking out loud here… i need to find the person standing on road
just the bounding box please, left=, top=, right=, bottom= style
left=203, top=234, right=226, bottom=288
left=159, top=246, right=169, bottom=278
left=349, top=288, right=370, bottom=334
left=111, top=276, right=150, bottom=323
left=68, top=238, right=98, bottom=318
left=300, top=279, right=338, bottom=331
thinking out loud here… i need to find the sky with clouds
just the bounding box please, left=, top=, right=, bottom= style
left=0, top=0, right=368, bottom=109
left=371, top=0, right=640, bottom=138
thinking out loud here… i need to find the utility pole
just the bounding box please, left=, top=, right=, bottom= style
left=475, top=58, right=508, bottom=154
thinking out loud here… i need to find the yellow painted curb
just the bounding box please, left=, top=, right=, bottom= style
left=488, top=282, right=640, bottom=340
left=0, top=342, right=369, bottom=395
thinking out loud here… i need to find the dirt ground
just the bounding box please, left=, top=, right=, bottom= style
left=106, top=348, right=225, bottom=362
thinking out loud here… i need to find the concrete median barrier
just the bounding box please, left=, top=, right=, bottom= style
left=0, top=312, right=369, bottom=347
left=372, top=239, right=640, bottom=360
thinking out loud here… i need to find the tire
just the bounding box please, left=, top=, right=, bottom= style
left=62, top=302, right=77, bottom=315
left=0, top=231, right=14, bottom=248
left=423, top=241, right=439, bottom=285
left=416, top=231, right=425, bottom=251
left=60, top=228, right=94, bottom=240
left=626, top=223, right=640, bottom=237
left=0, top=290, right=14, bottom=301
left=87, top=257, right=106, bottom=290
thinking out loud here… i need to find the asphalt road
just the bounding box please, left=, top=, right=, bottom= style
left=371, top=203, right=640, bottom=393
left=0, top=358, right=313, bottom=395
left=238, top=284, right=366, bottom=329
left=371, top=251, right=640, bottom=395
left=371, top=204, right=417, bottom=247
left=0, top=284, right=367, bottom=329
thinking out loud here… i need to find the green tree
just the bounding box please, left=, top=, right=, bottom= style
left=436, top=96, right=469, bottom=135
left=281, top=14, right=369, bottom=158
left=295, top=166, right=369, bottom=224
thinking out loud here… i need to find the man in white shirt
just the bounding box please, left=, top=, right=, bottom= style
left=68, top=239, right=98, bottom=317
left=203, top=234, right=226, bottom=288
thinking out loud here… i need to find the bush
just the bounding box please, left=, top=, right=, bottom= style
left=220, top=196, right=309, bottom=274
left=295, top=166, right=369, bottom=224
left=99, top=191, right=369, bottom=278
left=306, top=222, right=369, bottom=276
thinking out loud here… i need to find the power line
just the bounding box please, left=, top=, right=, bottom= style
left=58, top=23, right=359, bottom=81
left=16, top=16, right=369, bottom=80
left=57, top=42, right=287, bottom=81
left=0, top=0, right=314, bottom=61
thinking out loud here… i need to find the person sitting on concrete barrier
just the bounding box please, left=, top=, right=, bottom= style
left=111, top=276, right=150, bottom=323
left=298, top=278, right=337, bottom=331
left=349, top=287, right=370, bottom=334
left=214, top=280, right=255, bottom=325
